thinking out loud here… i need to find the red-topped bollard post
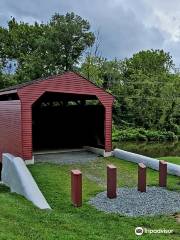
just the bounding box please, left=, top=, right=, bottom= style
left=71, top=170, right=82, bottom=207
left=138, top=163, right=146, bottom=192
left=107, top=164, right=117, bottom=198
left=159, top=160, right=167, bottom=187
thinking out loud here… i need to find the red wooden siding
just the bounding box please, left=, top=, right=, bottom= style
left=104, top=105, right=113, bottom=152
left=0, top=72, right=114, bottom=161
left=0, top=100, right=22, bottom=160
left=18, top=72, right=114, bottom=105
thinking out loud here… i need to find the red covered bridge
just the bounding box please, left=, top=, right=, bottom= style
left=0, top=72, right=114, bottom=164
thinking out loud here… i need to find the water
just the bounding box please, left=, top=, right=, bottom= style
left=113, top=141, right=180, bottom=158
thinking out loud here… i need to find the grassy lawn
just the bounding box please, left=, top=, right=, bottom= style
left=159, top=156, right=180, bottom=165
left=0, top=156, right=180, bottom=240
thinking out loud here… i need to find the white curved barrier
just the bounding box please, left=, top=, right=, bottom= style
left=113, top=149, right=180, bottom=177
left=2, top=153, right=51, bottom=209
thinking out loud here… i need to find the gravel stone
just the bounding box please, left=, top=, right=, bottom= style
left=89, top=187, right=180, bottom=217
left=34, top=150, right=99, bottom=164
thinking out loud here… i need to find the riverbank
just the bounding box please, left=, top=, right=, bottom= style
left=113, top=141, right=180, bottom=158
left=112, top=127, right=179, bottom=142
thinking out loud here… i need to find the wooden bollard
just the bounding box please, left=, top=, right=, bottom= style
left=159, top=160, right=167, bottom=187
left=71, top=170, right=82, bottom=207
left=107, top=164, right=117, bottom=198
left=138, top=163, right=146, bottom=192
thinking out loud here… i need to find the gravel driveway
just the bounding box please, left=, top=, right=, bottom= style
left=89, top=186, right=180, bottom=217
left=34, top=150, right=99, bottom=164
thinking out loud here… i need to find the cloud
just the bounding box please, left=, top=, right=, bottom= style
left=82, top=1, right=165, bottom=59
left=0, top=0, right=180, bottom=66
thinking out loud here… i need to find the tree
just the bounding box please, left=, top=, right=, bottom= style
left=0, top=12, right=95, bottom=84
left=80, top=55, right=105, bottom=87
left=48, top=13, right=95, bottom=71
left=113, top=50, right=179, bottom=131
left=80, top=50, right=180, bottom=134
left=80, top=55, right=122, bottom=89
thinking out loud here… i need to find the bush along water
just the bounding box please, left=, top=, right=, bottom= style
left=112, top=125, right=178, bottom=142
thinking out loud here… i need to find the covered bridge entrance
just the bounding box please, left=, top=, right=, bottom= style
left=0, top=72, right=114, bottom=164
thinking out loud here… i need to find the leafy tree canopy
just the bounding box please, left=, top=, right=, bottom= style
left=0, top=12, right=95, bottom=84
left=80, top=50, right=180, bottom=134
left=0, top=13, right=179, bottom=137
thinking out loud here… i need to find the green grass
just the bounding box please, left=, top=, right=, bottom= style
left=159, top=156, right=180, bottom=165
left=0, top=157, right=180, bottom=240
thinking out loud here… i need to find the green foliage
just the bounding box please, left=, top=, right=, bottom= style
left=80, top=55, right=122, bottom=89
left=0, top=12, right=95, bottom=84
left=80, top=55, right=104, bottom=87
left=113, top=50, right=179, bottom=130
left=81, top=50, right=180, bottom=137
left=112, top=126, right=178, bottom=142
left=0, top=72, right=18, bottom=89
left=0, top=12, right=179, bottom=138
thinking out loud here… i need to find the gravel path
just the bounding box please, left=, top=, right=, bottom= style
left=34, top=150, right=99, bottom=164
left=89, top=187, right=180, bottom=217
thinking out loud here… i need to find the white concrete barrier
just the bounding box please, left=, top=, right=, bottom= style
left=2, top=153, right=51, bottom=209
left=83, top=146, right=112, bottom=157
left=113, top=149, right=180, bottom=177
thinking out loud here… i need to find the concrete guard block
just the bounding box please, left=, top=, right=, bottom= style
left=113, top=149, right=180, bottom=177
left=2, top=153, right=51, bottom=209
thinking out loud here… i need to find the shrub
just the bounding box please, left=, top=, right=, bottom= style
left=112, top=126, right=178, bottom=142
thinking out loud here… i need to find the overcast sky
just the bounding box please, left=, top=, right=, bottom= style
left=1, top=0, right=180, bottom=66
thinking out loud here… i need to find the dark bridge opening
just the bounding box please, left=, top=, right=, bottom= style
left=32, top=92, right=105, bottom=152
